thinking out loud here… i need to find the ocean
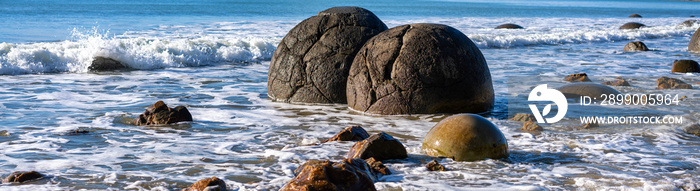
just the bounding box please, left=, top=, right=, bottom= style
left=1, top=0, right=699, bottom=190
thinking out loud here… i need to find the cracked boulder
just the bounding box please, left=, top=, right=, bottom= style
left=347, top=23, right=494, bottom=115
left=267, top=6, right=388, bottom=104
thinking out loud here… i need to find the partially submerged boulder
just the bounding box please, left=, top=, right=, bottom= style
left=89, top=56, right=126, bottom=72
left=684, top=124, right=700, bottom=137
left=657, top=77, right=693, bottom=89
left=510, top=113, right=537, bottom=122
left=184, top=177, right=226, bottom=191
left=671, top=60, right=700, bottom=73
left=623, top=41, right=649, bottom=51
left=422, top=114, right=509, bottom=161
left=347, top=132, right=408, bottom=161
left=495, top=23, right=524, bottom=29
left=679, top=20, right=699, bottom=27
left=426, top=160, right=447, bottom=171
left=347, top=23, right=494, bottom=115
left=267, top=6, right=388, bottom=104
left=2, top=171, right=43, bottom=183
left=581, top=122, right=599, bottom=129
left=628, top=14, right=642, bottom=18
left=521, top=121, right=543, bottom=131
left=564, top=73, right=592, bottom=82
left=365, top=157, right=391, bottom=175
left=619, top=22, right=646, bottom=29
left=322, top=126, right=370, bottom=143
left=133, top=101, right=193, bottom=125
left=557, top=83, right=622, bottom=100
left=282, top=159, right=377, bottom=191
left=601, top=77, right=631, bottom=86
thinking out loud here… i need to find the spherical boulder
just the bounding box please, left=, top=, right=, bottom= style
left=671, top=60, right=700, bottom=73
left=623, top=41, right=649, bottom=51
left=267, top=6, right=388, bottom=104
left=422, top=114, right=508, bottom=161
left=347, top=23, right=494, bottom=115
left=556, top=83, right=621, bottom=100
left=619, top=22, right=646, bottom=29
left=495, top=23, right=524, bottom=29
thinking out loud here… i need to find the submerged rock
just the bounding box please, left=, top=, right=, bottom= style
left=364, top=157, right=391, bottom=175
left=521, top=121, right=543, bottom=131
left=601, top=77, right=631, bottom=86
left=495, top=23, right=524, bottom=29
left=581, top=122, right=599, bottom=129
left=679, top=20, right=699, bottom=27
left=133, top=101, right=193, bottom=126
left=347, top=132, right=408, bottom=161
left=347, top=23, right=494, bottom=115
left=322, top=125, right=370, bottom=143
left=557, top=83, right=622, bottom=100
left=564, top=73, right=592, bottom=82
left=184, top=177, right=226, bottom=191
left=619, top=22, right=646, bottom=29
left=628, top=14, right=642, bottom=18
left=422, top=114, right=509, bottom=161
left=671, top=60, right=700, bottom=73
left=684, top=124, right=700, bottom=137
left=623, top=41, right=649, bottom=51
left=89, top=56, right=126, bottom=72
left=426, top=160, right=447, bottom=171
left=267, top=6, right=388, bottom=104
left=510, top=113, right=536, bottom=122
left=2, top=171, right=43, bottom=183
left=657, top=77, right=693, bottom=89
left=282, top=159, right=377, bottom=191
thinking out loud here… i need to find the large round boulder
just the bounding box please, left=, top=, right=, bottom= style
left=619, top=22, right=646, bottom=29
left=422, top=114, right=509, bottom=161
left=672, top=60, right=700, bottom=73
left=690, top=27, right=700, bottom=52
left=347, top=23, right=494, bottom=115
left=556, top=83, right=621, bottom=100
left=267, top=7, right=388, bottom=104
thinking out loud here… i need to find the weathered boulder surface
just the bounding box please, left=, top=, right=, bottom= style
left=422, top=114, right=509, bottom=161
left=347, top=23, right=494, bottom=115
left=426, top=160, right=447, bottom=171
left=619, top=22, right=646, bottom=29
left=521, top=121, right=544, bottom=131
left=601, top=77, right=631, bottom=86
left=89, top=56, right=126, bottom=72
left=657, top=77, right=693, bottom=89
left=347, top=132, right=408, bottom=161
left=282, top=159, right=377, bottom=191
left=495, top=23, right=524, bottom=29
left=267, top=6, right=388, bottom=104
left=2, top=171, right=43, bottom=183
left=671, top=60, right=700, bottom=73
left=133, top=101, right=193, bottom=125
left=183, top=177, right=226, bottom=191
left=322, top=125, right=370, bottom=143
left=623, top=41, right=649, bottom=51
left=564, top=73, right=592, bottom=82
left=557, top=83, right=622, bottom=100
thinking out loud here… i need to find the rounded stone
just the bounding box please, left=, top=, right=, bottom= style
left=628, top=14, right=642, bottom=18
left=347, top=23, right=494, bottom=115
left=422, top=114, right=508, bottom=162
left=556, top=83, right=621, bottom=100
left=619, top=22, right=646, bottom=29
left=495, top=23, right=524, bottom=29
left=690, top=27, right=700, bottom=52
left=267, top=6, right=388, bottom=104
left=623, top=41, right=649, bottom=51
left=672, top=60, right=700, bottom=73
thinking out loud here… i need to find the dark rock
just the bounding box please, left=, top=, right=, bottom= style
left=628, top=14, right=642, bottom=18
left=347, top=23, right=494, bottom=115
left=557, top=83, right=622, bottom=100
left=672, top=60, right=700, bottom=73
left=64, top=128, right=91, bottom=136
left=581, top=122, right=599, bottom=129
left=426, top=160, right=447, bottom=171
left=521, top=121, right=543, bottom=131
left=495, top=23, right=524, bottom=29
left=364, top=157, right=391, bottom=175
left=623, top=41, right=649, bottom=51
left=133, top=101, right=193, bottom=126
left=322, top=126, right=370, bottom=143
left=510, top=113, right=537, bottom=122
left=679, top=20, right=699, bottom=27
left=89, top=56, right=126, bottom=72
left=619, top=22, right=646, bottom=29
left=690, top=27, right=700, bottom=52
left=564, top=73, right=592, bottom=82
left=601, top=77, right=631, bottom=86
left=183, top=177, right=226, bottom=191
left=422, top=114, right=509, bottom=161
left=347, top=132, right=408, bottom=161
left=657, top=77, right=693, bottom=89
left=3, top=171, right=43, bottom=183
left=283, top=159, right=377, bottom=191
left=684, top=124, right=700, bottom=137
left=267, top=6, right=388, bottom=104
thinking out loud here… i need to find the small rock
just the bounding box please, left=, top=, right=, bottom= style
left=623, top=41, right=649, bottom=51
left=133, top=101, right=193, bottom=126
left=521, top=121, right=544, bottom=131
left=510, top=113, right=537, bottom=122
left=564, top=73, right=592, bottom=82
left=684, top=124, right=700, bottom=137
left=628, top=14, right=642, bottom=18
left=581, top=122, right=599, bottom=129
left=620, top=22, right=646, bottom=29
left=495, top=23, right=524, bottom=29
left=0, top=130, right=9, bottom=136
left=3, top=171, right=43, bottom=183
left=347, top=132, right=408, bottom=161
left=89, top=56, right=126, bottom=72
left=426, top=160, right=447, bottom=171
left=64, top=128, right=91, bottom=136
left=365, top=157, right=391, bottom=175
left=422, top=114, right=509, bottom=162
left=283, top=159, right=377, bottom=191
left=183, top=177, right=226, bottom=191
left=672, top=60, right=700, bottom=73
left=322, top=126, right=370, bottom=143
left=557, top=83, right=622, bottom=100
left=601, top=77, right=631, bottom=86
left=657, top=77, right=693, bottom=89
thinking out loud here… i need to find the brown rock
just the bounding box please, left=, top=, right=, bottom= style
left=657, top=77, right=693, bottom=89
left=672, top=60, right=700, bottom=73
left=89, top=56, right=126, bottom=72
left=3, top=171, right=43, bottom=183
left=365, top=157, right=391, bottom=175
left=557, top=83, right=622, bottom=100
left=521, top=121, right=544, bottom=131
left=133, top=101, right=193, bottom=125
left=564, top=73, right=592, bottom=82
left=620, top=22, right=646, bottom=29
left=510, top=113, right=537, bottom=122
left=684, top=124, right=700, bottom=137
left=495, top=23, right=524, bottom=29
left=422, top=114, right=509, bottom=161
left=347, top=132, right=408, bottom=161
left=184, top=177, right=226, bottom=191
left=601, top=77, right=631, bottom=86
left=623, top=41, right=649, bottom=51
left=581, top=122, right=599, bottom=129
left=628, top=14, right=642, bottom=18
left=322, top=126, right=370, bottom=143
left=283, top=159, right=377, bottom=191
left=426, top=160, right=447, bottom=171
left=347, top=23, right=494, bottom=115
left=267, top=7, right=388, bottom=104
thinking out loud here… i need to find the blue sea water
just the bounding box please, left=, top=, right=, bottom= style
left=1, top=0, right=700, bottom=190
